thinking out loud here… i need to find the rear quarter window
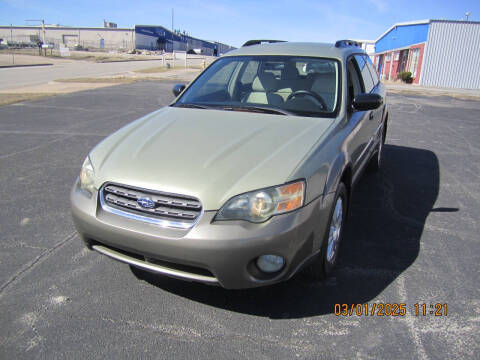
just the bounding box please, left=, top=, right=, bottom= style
left=363, top=55, right=379, bottom=85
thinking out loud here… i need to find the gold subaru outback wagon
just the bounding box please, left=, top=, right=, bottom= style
left=71, top=40, right=388, bottom=289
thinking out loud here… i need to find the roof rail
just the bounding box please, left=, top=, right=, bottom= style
left=242, top=39, right=286, bottom=47
left=335, top=39, right=360, bottom=48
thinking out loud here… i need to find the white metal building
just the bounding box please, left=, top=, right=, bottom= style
left=0, top=25, right=135, bottom=50
left=0, top=24, right=234, bottom=54
left=352, top=39, right=375, bottom=57
left=421, top=20, right=480, bottom=89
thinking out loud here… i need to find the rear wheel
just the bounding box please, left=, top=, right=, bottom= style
left=308, top=182, right=347, bottom=280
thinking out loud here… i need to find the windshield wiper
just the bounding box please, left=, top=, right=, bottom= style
left=174, top=103, right=210, bottom=109
left=220, top=105, right=294, bottom=116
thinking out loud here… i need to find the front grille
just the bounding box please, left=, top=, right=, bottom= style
left=101, top=183, right=202, bottom=228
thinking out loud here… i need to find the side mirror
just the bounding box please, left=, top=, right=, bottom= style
left=172, top=84, right=186, bottom=97
left=352, top=93, right=383, bottom=111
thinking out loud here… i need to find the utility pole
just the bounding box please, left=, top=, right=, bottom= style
left=171, top=8, right=174, bottom=55
left=25, top=19, right=45, bottom=42
left=42, top=19, right=45, bottom=44
left=25, top=19, right=46, bottom=55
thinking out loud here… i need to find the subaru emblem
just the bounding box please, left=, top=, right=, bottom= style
left=137, top=197, right=155, bottom=209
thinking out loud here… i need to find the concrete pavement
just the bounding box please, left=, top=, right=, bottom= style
left=385, top=82, right=480, bottom=100
left=0, top=55, right=205, bottom=91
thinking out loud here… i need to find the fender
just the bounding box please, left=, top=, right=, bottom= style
left=323, top=150, right=350, bottom=197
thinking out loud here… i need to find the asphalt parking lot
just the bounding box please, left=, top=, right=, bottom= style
left=0, top=81, right=479, bottom=359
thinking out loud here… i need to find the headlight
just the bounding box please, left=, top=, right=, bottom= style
left=215, top=180, right=305, bottom=223
left=79, top=156, right=95, bottom=194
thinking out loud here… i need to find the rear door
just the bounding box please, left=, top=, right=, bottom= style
left=351, top=54, right=382, bottom=176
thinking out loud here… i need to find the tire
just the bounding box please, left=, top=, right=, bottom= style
left=367, top=124, right=385, bottom=173
left=308, top=182, right=348, bottom=280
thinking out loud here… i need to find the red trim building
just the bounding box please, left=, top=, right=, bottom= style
left=373, top=20, right=429, bottom=84
left=373, top=19, right=480, bottom=89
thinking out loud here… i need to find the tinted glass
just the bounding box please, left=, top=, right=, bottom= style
left=354, top=55, right=375, bottom=93
left=239, top=60, right=259, bottom=85
left=347, top=59, right=363, bottom=103
left=363, top=55, right=379, bottom=85
left=176, top=56, right=341, bottom=117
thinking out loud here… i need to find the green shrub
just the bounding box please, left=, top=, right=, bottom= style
left=398, top=71, right=413, bottom=83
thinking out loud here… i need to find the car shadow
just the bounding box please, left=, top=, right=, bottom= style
left=131, top=144, right=442, bottom=318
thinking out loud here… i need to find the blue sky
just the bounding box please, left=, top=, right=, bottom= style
left=0, top=0, right=478, bottom=47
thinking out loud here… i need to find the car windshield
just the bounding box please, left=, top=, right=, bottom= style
left=174, top=56, right=340, bottom=117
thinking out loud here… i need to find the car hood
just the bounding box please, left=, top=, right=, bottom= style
left=90, top=107, right=333, bottom=210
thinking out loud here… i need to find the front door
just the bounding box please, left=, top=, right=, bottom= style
left=398, top=49, right=409, bottom=73
left=345, top=57, right=371, bottom=178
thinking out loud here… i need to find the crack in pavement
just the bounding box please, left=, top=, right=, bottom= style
left=397, top=275, right=429, bottom=360
left=0, top=135, right=73, bottom=160
left=0, top=130, right=108, bottom=137
left=0, top=232, right=77, bottom=298
left=9, top=103, right=106, bottom=112
left=100, top=317, right=314, bottom=355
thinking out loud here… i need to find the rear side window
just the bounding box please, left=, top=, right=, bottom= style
left=363, top=55, right=379, bottom=85
left=239, top=60, right=259, bottom=85
left=354, top=55, right=375, bottom=93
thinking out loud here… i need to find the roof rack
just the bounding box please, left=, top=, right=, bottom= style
left=242, top=39, right=286, bottom=47
left=334, top=39, right=360, bottom=48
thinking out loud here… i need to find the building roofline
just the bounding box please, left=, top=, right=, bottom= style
left=0, top=24, right=234, bottom=48
left=0, top=25, right=133, bottom=31
left=134, top=24, right=233, bottom=47
left=375, top=19, right=430, bottom=43
left=430, top=19, right=480, bottom=25
left=375, top=18, right=480, bottom=44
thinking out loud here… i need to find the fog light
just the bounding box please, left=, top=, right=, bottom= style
left=256, top=255, right=285, bottom=273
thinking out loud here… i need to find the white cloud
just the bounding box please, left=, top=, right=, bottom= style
left=368, top=0, right=388, bottom=12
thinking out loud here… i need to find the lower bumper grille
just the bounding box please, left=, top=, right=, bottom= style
left=92, top=243, right=218, bottom=285
left=100, top=183, right=202, bottom=229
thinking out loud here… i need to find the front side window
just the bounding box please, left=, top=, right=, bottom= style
left=347, top=58, right=363, bottom=104
left=175, top=56, right=341, bottom=117
left=354, top=55, right=375, bottom=93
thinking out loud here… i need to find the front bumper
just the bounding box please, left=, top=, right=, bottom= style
left=71, top=179, right=334, bottom=289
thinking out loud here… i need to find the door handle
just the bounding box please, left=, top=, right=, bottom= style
left=369, top=111, right=374, bottom=120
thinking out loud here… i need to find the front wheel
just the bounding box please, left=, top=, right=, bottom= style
left=308, top=182, right=348, bottom=280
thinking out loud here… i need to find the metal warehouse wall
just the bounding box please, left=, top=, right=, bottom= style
left=421, top=21, right=480, bottom=89
left=0, top=26, right=135, bottom=50
left=134, top=25, right=234, bottom=55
